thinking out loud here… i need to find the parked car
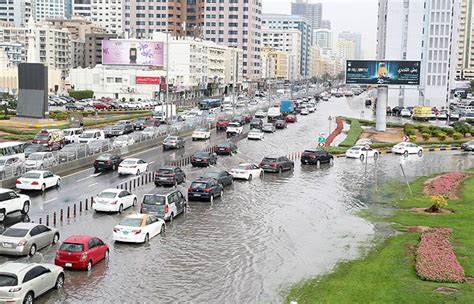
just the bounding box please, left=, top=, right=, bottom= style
left=391, top=142, right=423, bottom=155
left=94, top=154, right=122, bottom=171
left=187, top=178, right=224, bottom=202
left=216, top=117, right=230, bottom=130
left=24, top=144, right=49, bottom=158
left=93, top=188, right=137, bottom=213
left=55, top=235, right=109, bottom=271
left=140, top=188, right=187, bottom=221
left=24, top=152, right=56, bottom=170
left=230, top=163, right=263, bottom=181
left=0, top=156, right=24, bottom=179
left=16, top=170, right=61, bottom=192
left=0, top=262, right=64, bottom=303
left=192, top=128, right=211, bottom=141
left=78, top=129, right=105, bottom=144
left=262, top=123, right=276, bottom=133
left=113, top=135, right=135, bottom=148
left=275, top=119, right=287, bottom=129
left=32, top=129, right=65, bottom=151
left=391, top=106, right=404, bottom=116
left=118, top=158, right=149, bottom=175
left=154, top=167, right=186, bottom=186
left=191, top=151, right=217, bottom=167
left=215, top=142, right=238, bottom=155
left=113, top=214, right=165, bottom=243
left=63, top=128, right=83, bottom=144
left=250, top=118, right=263, bottom=129
left=345, top=145, right=380, bottom=160
left=233, top=116, right=246, bottom=126
left=200, top=170, right=233, bottom=187
left=247, top=129, right=265, bottom=140
left=65, top=103, right=84, bottom=111
left=400, top=109, right=412, bottom=117
left=285, top=114, right=297, bottom=123
left=259, top=156, right=294, bottom=173
left=0, top=188, right=30, bottom=222
left=162, top=136, right=185, bottom=150
left=58, top=143, right=90, bottom=163
left=0, top=223, right=59, bottom=256
left=301, top=149, right=334, bottom=165
left=461, top=140, right=474, bottom=151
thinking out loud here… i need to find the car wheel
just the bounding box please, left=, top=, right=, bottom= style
left=132, top=198, right=137, bottom=207
left=118, top=204, right=123, bottom=214
left=39, top=165, right=44, bottom=170
left=105, top=249, right=109, bottom=260
left=210, top=194, right=214, bottom=203
left=374, top=153, right=379, bottom=160
left=52, top=233, right=60, bottom=244
left=41, top=183, right=46, bottom=192
left=21, top=201, right=30, bottom=214
left=23, top=292, right=34, bottom=304
left=359, top=154, right=365, bottom=161
left=0, top=210, right=5, bottom=222
left=87, top=260, right=92, bottom=272
left=329, top=157, right=334, bottom=166
left=54, top=273, right=64, bottom=289
left=169, top=212, right=174, bottom=222
left=316, top=160, right=321, bottom=167
left=29, top=244, right=36, bottom=256
left=112, top=164, right=117, bottom=170
left=144, top=233, right=150, bottom=243
left=160, top=225, right=165, bottom=236
left=136, top=170, right=141, bottom=176
left=220, top=190, right=224, bottom=198
left=418, top=150, right=423, bottom=156
left=248, top=174, right=253, bottom=181
left=403, top=150, right=409, bottom=156
left=56, top=178, right=61, bottom=187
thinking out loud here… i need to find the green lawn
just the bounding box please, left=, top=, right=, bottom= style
left=285, top=173, right=474, bottom=303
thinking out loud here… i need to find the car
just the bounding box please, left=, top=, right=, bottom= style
left=247, top=129, right=265, bottom=140
left=55, top=236, right=109, bottom=271
left=141, top=126, right=160, bottom=139
left=216, top=118, right=230, bottom=130
left=0, top=262, right=64, bottom=303
left=262, top=123, right=276, bottom=133
left=93, top=188, right=137, bottom=213
left=187, top=178, right=224, bottom=202
left=0, top=189, right=30, bottom=222
left=65, top=103, right=84, bottom=111
left=78, top=129, right=105, bottom=144
left=133, top=118, right=147, bottom=130
left=275, top=119, right=287, bottom=129
left=162, top=136, right=185, bottom=150
left=200, top=170, right=233, bottom=187
left=0, top=223, right=59, bottom=256
left=113, top=213, right=165, bottom=243
left=118, top=158, right=149, bottom=175
left=391, top=106, right=404, bottom=116
left=103, top=125, right=115, bottom=138
left=63, top=128, right=83, bottom=144
left=140, top=188, right=187, bottom=221
left=259, top=156, right=294, bottom=173
left=58, top=143, right=91, bottom=163
left=24, top=144, right=49, bottom=158
left=307, top=105, right=316, bottom=113
left=215, top=142, right=238, bottom=155
left=0, top=156, right=24, bottom=179
left=16, top=170, right=61, bottom=192
left=250, top=118, right=263, bottom=129
left=285, top=114, right=297, bottom=123
left=24, top=152, right=56, bottom=170
left=154, top=167, right=186, bottom=186
left=345, top=145, right=380, bottom=160
left=226, top=122, right=244, bottom=135
left=391, top=142, right=423, bottom=155
left=113, top=135, right=135, bottom=148
left=88, top=139, right=111, bottom=154
left=300, top=108, right=309, bottom=115
left=192, top=128, right=211, bottom=141
left=191, top=151, right=217, bottom=167
left=461, top=140, right=474, bottom=151
left=400, top=109, right=412, bottom=117
left=230, top=163, right=263, bottom=181
left=233, top=116, right=246, bottom=126
left=301, top=149, right=334, bottom=165
left=94, top=154, right=122, bottom=171
left=143, top=118, right=161, bottom=128
left=254, top=111, right=267, bottom=119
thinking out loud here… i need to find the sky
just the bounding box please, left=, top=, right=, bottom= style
left=262, top=0, right=378, bottom=59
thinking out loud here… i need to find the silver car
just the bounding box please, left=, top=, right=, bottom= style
left=24, top=152, right=56, bottom=170
left=0, top=223, right=59, bottom=256
left=0, top=156, right=24, bottom=179
left=0, top=262, right=64, bottom=304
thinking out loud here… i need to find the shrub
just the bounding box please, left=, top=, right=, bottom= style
left=442, top=127, right=454, bottom=137
left=453, top=132, right=463, bottom=140
left=68, top=90, right=94, bottom=100
left=452, top=122, right=471, bottom=136
left=422, top=133, right=431, bottom=141
left=405, top=128, right=416, bottom=136
left=430, top=128, right=442, bottom=137
left=429, top=125, right=439, bottom=131
left=409, top=135, right=417, bottom=141
left=437, top=132, right=447, bottom=141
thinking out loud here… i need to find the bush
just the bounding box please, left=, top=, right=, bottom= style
left=409, top=135, right=417, bottom=141
left=405, top=128, right=416, bottom=136
left=442, top=127, right=454, bottom=137
left=420, top=127, right=430, bottom=134
left=422, top=133, right=431, bottom=141
left=453, top=132, right=463, bottom=140
left=339, top=119, right=363, bottom=147
left=452, top=122, right=471, bottom=136
left=437, top=132, right=447, bottom=141
left=430, top=127, right=441, bottom=137
left=68, top=90, right=94, bottom=100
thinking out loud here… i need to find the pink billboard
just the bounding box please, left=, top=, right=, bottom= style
left=102, top=40, right=164, bottom=66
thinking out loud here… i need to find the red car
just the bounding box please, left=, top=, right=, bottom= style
left=243, top=114, right=253, bottom=124
left=216, top=119, right=230, bottom=130
left=286, top=115, right=297, bottom=123
left=55, top=235, right=109, bottom=271
left=93, top=102, right=110, bottom=110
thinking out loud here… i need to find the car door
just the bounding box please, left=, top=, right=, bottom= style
left=144, top=216, right=158, bottom=238
left=7, top=191, right=23, bottom=212
left=22, top=266, right=51, bottom=296
left=43, top=171, right=54, bottom=188
left=36, top=225, right=53, bottom=248
left=250, top=165, right=260, bottom=176
left=120, top=190, right=133, bottom=209
left=176, top=191, right=186, bottom=214
left=138, top=160, right=147, bottom=172
left=93, top=238, right=107, bottom=260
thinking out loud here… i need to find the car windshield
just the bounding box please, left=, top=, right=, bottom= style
left=143, top=195, right=166, bottom=205
left=98, top=191, right=117, bottom=199
left=262, top=158, right=276, bottom=163
left=112, top=126, right=124, bottom=130
left=81, top=133, right=94, bottom=138
left=34, top=134, right=49, bottom=141
left=219, top=143, right=230, bottom=148
left=194, top=152, right=209, bottom=158
left=202, top=172, right=219, bottom=179
left=22, top=172, right=41, bottom=179
left=158, top=169, right=174, bottom=174
left=121, top=160, right=137, bottom=165
left=59, top=242, right=84, bottom=252
left=264, top=124, right=273, bottom=127
left=191, top=182, right=208, bottom=190
left=97, top=154, right=111, bottom=161
left=195, top=128, right=208, bottom=132
left=27, top=154, right=43, bottom=160
left=2, top=228, right=28, bottom=237
left=165, top=137, right=177, bottom=141
left=237, top=165, right=250, bottom=170
left=351, top=147, right=362, bottom=151
left=250, top=130, right=261, bottom=134
left=119, top=217, right=143, bottom=227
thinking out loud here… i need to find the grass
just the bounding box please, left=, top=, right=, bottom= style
left=285, top=174, right=474, bottom=303
left=339, top=119, right=363, bottom=147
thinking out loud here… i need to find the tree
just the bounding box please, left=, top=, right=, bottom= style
left=452, top=122, right=471, bottom=137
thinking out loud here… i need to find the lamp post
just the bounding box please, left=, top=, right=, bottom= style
left=165, top=31, right=170, bottom=135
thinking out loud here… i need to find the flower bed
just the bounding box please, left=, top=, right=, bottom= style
left=325, top=117, right=343, bottom=146
left=423, top=172, right=467, bottom=199
left=415, top=228, right=465, bottom=283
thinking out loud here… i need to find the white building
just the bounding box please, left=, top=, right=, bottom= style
left=336, top=39, right=356, bottom=61
left=313, top=28, right=332, bottom=50
left=0, top=42, right=23, bottom=67
left=71, top=0, right=122, bottom=35
left=33, top=0, right=66, bottom=22
left=0, top=0, right=32, bottom=27
left=72, top=0, right=91, bottom=18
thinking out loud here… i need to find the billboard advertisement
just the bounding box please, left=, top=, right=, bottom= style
left=345, top=60, right=420, bottom=85
left=102, top=40, right=164, bottom=66
left=136, top=76, right=161, bottom=85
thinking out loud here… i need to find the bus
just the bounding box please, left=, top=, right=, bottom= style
left=198, top=99, right=222, bottom=111
left=0, top=142, right=27, bottom=161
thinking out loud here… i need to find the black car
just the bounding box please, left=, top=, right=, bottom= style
left=233, top=116, right=246, bottom=126
left=94, top=154, right=122, bottom=171
left=111, top=124, right=133, bottom=136
left=391, top=106, right=404, bottom=116
left=250, top=118, right=263, bottom=129
left=275, top=119, right=287, bottom=129
left=200, top=171, right=233, bottom=187
left=259, top=156, right=294, bottom=173
left=24, top=144, right=49, bottom=158
left=154, top=167, right=186, bottom=186
left=65, top=104, right=84, bottom=111
left=191, top=151, right=217, bottom=167
left=104, top=125, right=115, bottom=138
left=187, top=178, right=224, bottom=202
left=133, top=118, right=147, bottom=130
left=215, top=142, right=238, bottom=155
left=301, top=149, right=333, bottom=165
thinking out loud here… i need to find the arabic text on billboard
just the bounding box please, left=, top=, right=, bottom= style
left=345, top=60, right=420, bottom=85
left=102, top=40, right=164, bottom=66
left=136, top=76, right=161, bottom=85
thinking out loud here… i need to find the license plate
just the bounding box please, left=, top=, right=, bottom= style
left=194, top=194, right=201, bottom=197
left=219, top=148, right=225, bottom=151
left=2, top=243, right=12, bottom=248
left=195, top=158, right=201, bottom=161
left=123, top=231, right=129, bottom=235
left=65, top=263, right=72, bottom=267
left=303, top=160, right=308, bottom=164
left=160, top=177, right=167, bottom=180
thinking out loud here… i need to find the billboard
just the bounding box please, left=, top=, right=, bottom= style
left=136, top=76, right=161, bottom=85
left=102, top=40, right=164, bottom=66
left=345, top=60, right=420, bottom=85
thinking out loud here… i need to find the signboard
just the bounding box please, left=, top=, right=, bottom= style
left=102, top=40, right=164, bottom=66
left=345, top=60, right=420, bottom=85
left=136, top=76, right=161, bottom=85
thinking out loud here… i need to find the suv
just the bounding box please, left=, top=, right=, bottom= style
left=0, top=188, right=30, bottom=222
left=111, top=124, right=133, bottom=136
left=24, top=152, right=56, bottom=170
left=259, top=156, right=294, bottom=173
left=301, top=150, right=334, bottom=165
left=187, top=178, right=224, bottom=202
left=154, top=167, right=186, bottom=186
left=141, top=188, right=187, bottom=221
left=250, top=118, right=263, bottom=129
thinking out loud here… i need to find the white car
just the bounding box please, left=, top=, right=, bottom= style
left=113, top=135, right=135, bottom=148
left=345, top=145, right=380, bottom=160
left=93, top=188, right=137, bottom=213
left=192, top=128, right=211, bottom=141
left=247, top=129, right=265, bottom=140
left=226, top=122, right=244, bottom=135
left=113, top=214, right=165, bottom=243
left=230, top=163, right=263, bottom=181
left=0, top=262, right=64, bottom=304
left=300, top=108, right=309, bottom=115
left=24, top=152, right=56, bottom=170
left=63, top=128, right=83, bottom=144
left=118, top=158, right=149, bottom=175
left=78, top=129, right=105, bottom=144
left=391, top=142, right=423, bottom=155
left=16, top=170, right=61, bottom=192
left=307, top=105, right=316, bottom=113
left=400, top=109, right=412, bottom=117
left=254, top=111, right=267, bottom=119
left=0, top=188, right=30, bottom=222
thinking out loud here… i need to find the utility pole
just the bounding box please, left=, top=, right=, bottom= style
left=165, top=31, right=170, bottom=135
left=290, top=55, right=294, bottom=100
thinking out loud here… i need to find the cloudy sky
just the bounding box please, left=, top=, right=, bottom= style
left=262, top=0, right=378, bottom=58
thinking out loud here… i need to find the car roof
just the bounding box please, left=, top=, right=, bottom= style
left=8, top=222, right=40, bottom=230
left=23, top=170, right=49, bottom=174
left=193, top=178, right=215, bottom=183
left=158, top=166, right=177, bottom=170
left=62, top=235, right=94, bottom=244
left=0, top=188, right=14, bottom=194
left=124, top=213, right=146, bottom=220
left=123, top=158, right=141, bottom=161
left=0, top=262, right=34, bottom=275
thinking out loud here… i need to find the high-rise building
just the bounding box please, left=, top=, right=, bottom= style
left=456, top=0, right=474, bottom=79
left=0, top=42, right=23, bottom=67
left=320, top=19, right=331, bottom=30
left=72, top=0, right=122, bottom=35
left=33, top=0, right=66, bottom=22
left=377, top=0, right=460, bottom=108
left=64, top=0, right=72, bottom=19
left=72, top=0, right=91, bottom=18
left=262, top=14, right=312, bottom=78
left=336, top=39, right=356, bottom=60
left=202, top=0, right=262, bottom=80
left=84, top=33, right=118, bottom=68
left=0, top=0, right=32, bottom=27
left=313, top=28, right=332, bottom=50
left=291, top=0, right=322, bottom=29
left=338, top=31, right=362, bottom=59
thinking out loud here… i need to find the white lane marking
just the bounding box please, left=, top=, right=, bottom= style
left=88, top=182, right=99, bottom=188
left=76, top=172, right=101, bottom=182
left=44, top=198, right=57, bottom=204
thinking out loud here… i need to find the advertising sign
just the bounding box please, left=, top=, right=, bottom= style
left=345, top=60, right=420, bottom=85
left=136, top=76, right=161, bottom=85
left=102, top=40, right=164, bottom=66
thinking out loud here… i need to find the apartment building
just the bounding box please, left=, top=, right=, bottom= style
left=33, top=0, right=66, bottom=22
left=456, top=0, right=474, bottom=79
left=84, top=32, right=118, bottom=67
left=0, top=0, right=32, bottom=27
left=313, top=28, right=332, bottom=50
left=261, top=47, right=289, bottom=80
left=336, top=39, right=356, bottom=60
left=291, top=0, right=322, bottom=29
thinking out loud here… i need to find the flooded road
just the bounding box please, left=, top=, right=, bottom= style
left=2, top=95, right=473, bottom=303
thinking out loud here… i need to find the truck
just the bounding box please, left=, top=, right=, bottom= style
left=267, top=107, right=281, bottom=121
left=32, top=129, right=65, bottom=151
left=412, top=106, right=432, bottom=121
left=153, top=104, right=177, bottom=123
left=280, top=100, right=294, bottom=115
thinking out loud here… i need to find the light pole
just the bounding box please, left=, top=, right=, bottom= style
left=165, top=31, right=170, bottom=135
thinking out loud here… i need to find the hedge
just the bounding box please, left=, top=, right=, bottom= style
left=339, top=119, right=363, bottom=147
left=0, top=126, right=39, bottom=135
left=0, top=134, right=35, bottom=141
left=68, top=90, right=94, bottom=100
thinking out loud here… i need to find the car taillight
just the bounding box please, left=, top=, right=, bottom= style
left=113, top=228, right=120, bottom=233
left=203, top=159, right=209, bottom=163
left=192, top=157, right=196, bottom=161
left=271, top=163, right=277, bottom=167
left=31, top=181, right=39, bottom=185
left=204, top=188, right=211, bottom=193
left=105, top=160, right=111, bottom=165
left=111, top=200, right=118, bottom=205
left=164, top=205, right=169, bottom=213
left=80, top=252, right=87, bottom=261
left=133, top=229, right=142, bottom=235
left=94, top=160, right=98, bottom=164
left=18, top=239, right=27, bottom=246
left=16, top=180, right=21, bottom=184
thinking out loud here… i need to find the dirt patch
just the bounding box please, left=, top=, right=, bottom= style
left=360, top=127, right=404, bottom=143
left=423, top=173, right=468, bottom=199
left=466, top=277, right=474, bottom=284
left=411, top=208, right=455, bottom=215
left=434, top=287, right=459, bottom=295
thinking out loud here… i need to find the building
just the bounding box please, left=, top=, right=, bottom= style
left=456, top=0, right=474, bottom=79
left=261, top=27, right=301, bottom=81
left=71, top=0, right=122, bottom=35
left=0, top=66, right=63, bottom=94
left=313, top=28, right=332, bottom=50
left=321, top=19, right=331, bottom=30
left=336, top=39, right=356, bottom=60
left=0, top=0, right=32, bottom=27
left=261, top=47, right=289, bottom=80
left=377, top=0, right=460, bottom=108
left=84, top=33, right=118, bottom=68
left=338, top=31, right=362, bottom=59
left=72, top=0, right=91, bottom=18
left=309, top=45, right=343, bottom=78
left=0, top=42, right=23, bottom=67
left=262, top=14, right=312, bottom=78
left=291, top=0, right=322, bottom=29
left=33, top=0, right=66, bottom=22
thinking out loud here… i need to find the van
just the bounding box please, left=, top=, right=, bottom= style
left=78, top=129, right=105, bottom=144
left=63, top=128, right=83, bottom=144
left=32, top=129, right=65, bottom=151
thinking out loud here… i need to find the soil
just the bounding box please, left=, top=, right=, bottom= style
left=466, top=277, right=474, bottom=284
left=410, top=208, right=455, bottom=215
left=434, top=287, right=459, bottom=295
left=360, top=127, right=404, bottom=143
left=407, top=226, right=433, bottom=233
